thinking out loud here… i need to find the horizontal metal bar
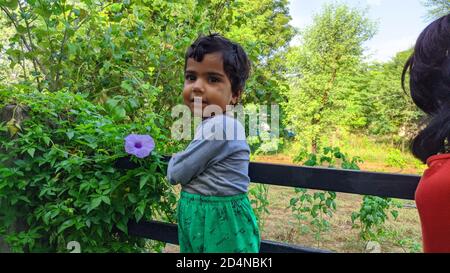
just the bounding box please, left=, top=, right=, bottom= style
left=249, top=162, right=420, bottom=200
left=116, top=157, right=421, bottom=200
left=128, top=220, right=331, bottom=253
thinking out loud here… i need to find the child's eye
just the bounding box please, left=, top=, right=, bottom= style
left=209, top=76, right=220, bottom=83
left=185, top=74, right=196, bottom=81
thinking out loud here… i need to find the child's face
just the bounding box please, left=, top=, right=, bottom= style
left=183, top=52, right=238, bottom=115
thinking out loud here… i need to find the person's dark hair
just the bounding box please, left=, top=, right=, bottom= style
left=402, top=14, right=450, bottom=163
left=185, top=33, right=251, bottom=98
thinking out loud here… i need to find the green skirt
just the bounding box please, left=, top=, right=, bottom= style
left=177, top=191, right=260, bottom=253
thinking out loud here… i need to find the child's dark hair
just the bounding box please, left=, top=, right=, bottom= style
left=402, top=14, right=450, bottom=163
left=185, top=33, right=251, bottom=97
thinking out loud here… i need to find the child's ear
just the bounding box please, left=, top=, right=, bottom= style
left=231, top=90, right=242, bottom=105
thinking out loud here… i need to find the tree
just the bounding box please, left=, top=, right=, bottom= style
left=218, top=0, right=296, bottom=105
left=422, top=0, right=450, bottom=21
left=0, top=14, right=17, bottom=83
left=0, top=0, right=295, bottom=135
left=283, top=3, right=376, bottom=153
left=357, top=50, right=424, bottom=146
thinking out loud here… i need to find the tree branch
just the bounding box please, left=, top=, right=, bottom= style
left=17, top=1, right=47, bottom=75
left=53, top=7, right=74, bottom=91
left=1, top=6, right=43, bottom=90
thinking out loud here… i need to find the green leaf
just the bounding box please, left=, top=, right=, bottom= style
left=16, top=25, right=27, bottom=34
left=289, top=197, right=298, bottom=207
left=43, top=136, right=51, bottom=146
left=27, top=148, right=35, bottom=158
left=66, top=131, right=75, bottom=140
left=101, top=196, right=111, bottom=205
left=120, top=81, right=133, bottom=92
left=18, top=196, right=31, bottom=203
left=127, top=194, right=137, bottom=203
left=88, top=197, right=102, bottom=213
left=110, top=3, right=123, bottom=13
left=115, top=201, right=125, bottom=215
left=391, top=210, right=399, bottom=220
left=139, top=175, right=149, bottom=190
left=58, top=219, right=75, bottom=234
left=0, top=0, right=19, bottom=9
left=135, top=201, right=146, bottom=222
left=112, top=107, right=127, bottom=121
left=106, top=98, right=118, bottom=109
left=127, top=98, right=139, bottom=109
left=116, top=217, right=128, bottom=234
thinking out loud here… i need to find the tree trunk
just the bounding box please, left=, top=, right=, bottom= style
left=312, top=137, right=319, bottom=154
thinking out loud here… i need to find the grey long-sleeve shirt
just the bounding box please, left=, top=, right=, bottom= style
left=167, top=114, right=250, bottom=196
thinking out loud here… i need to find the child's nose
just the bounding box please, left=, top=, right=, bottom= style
left=192, top=80, right=206, bottom=94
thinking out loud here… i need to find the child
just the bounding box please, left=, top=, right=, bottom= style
left=402, top=14, right=450, bottom=253
left=167, top=34, right=260, bottom=253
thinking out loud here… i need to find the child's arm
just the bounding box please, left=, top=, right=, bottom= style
left=167, top=136, right=229, bottom=185
left=167, top=116, right=247, bottom=185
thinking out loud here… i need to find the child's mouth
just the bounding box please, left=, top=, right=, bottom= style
left=191, top=98, right=208, bottom=104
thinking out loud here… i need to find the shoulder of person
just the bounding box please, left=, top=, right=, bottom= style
left=196, top=114, right=246, bottom=141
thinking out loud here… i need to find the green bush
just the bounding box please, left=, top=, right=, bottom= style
left=0, top=89, right=176, bottom=252
left=351, top=196, right=402, bottom=241
left=385, top=149, right=408, bottom=169
left=289, top=146, right=359, bottom=247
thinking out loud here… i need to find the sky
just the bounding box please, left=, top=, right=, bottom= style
left=288, top=0, right=430, bottom=62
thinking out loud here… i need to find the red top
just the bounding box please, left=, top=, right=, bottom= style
left=415, top=154, right=450, bottom=253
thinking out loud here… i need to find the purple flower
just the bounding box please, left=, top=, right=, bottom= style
left=124, top=134, right=155, bottom=158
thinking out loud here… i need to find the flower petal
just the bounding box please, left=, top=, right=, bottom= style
left=141, top=136, right=155, bottom=151
left=125, top=142, right=136, bottom=155
left=135, top=147, right=151, bottom=158
left=124, top=134, right=155, bottom=158
left=125, top=134, right=139, bottom=144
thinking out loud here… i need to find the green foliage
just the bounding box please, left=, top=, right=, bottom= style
left=288, top=188, right=336, bottom=246
left=294, top=146, right=363, bottom=169
left=0, top=89, right=176, bottom=252
left=391, top=233, right=422, bottom=253
left=0, top=0, right=295, bottom=253
left=244, top=103, right=284, bottom=155
left=283, top=4, right=423, bottom=149
left=385, top=149, right=408, bottom=169
left=283, top=3, right=377, bottom=152
left=351, top=196, right=403, bottom=241
left=357, top=50, right=423, bottom=139
left=289, top=146, right=361, bottom=247
left=0, top=0, right=295, bottom=115
left=422, top=0, right=450, bottom=21
left=248, top=184, right=270, bottom=233
left=0, top=0, right=427, bottom=253
left=1, top=0, right=208, bottom=119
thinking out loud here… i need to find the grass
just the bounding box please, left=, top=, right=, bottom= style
left=274, top=133, right=427, bottom=175
left=252, top=185, right=422, bottom=253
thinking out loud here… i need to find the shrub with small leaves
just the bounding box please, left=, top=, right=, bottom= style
left=289, top=147, right=360, bottom=246
left=249, top=184, right=270, bottom=233
left=385, top=149, right=408, bottom=170
left=0, top=89, right=176, bottom=252
left=351, top=196, right=403, bottom=241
